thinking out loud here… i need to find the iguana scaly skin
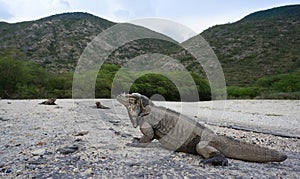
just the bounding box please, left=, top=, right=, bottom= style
left=117, top=93, right=287, bottom=166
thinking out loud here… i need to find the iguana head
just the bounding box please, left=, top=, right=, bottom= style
left=117, top=93, right=153, bottom=128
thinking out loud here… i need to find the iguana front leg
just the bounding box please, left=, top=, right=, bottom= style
left=196, top=141, right=228, bottom=166
left=127, top=122, right=156, bottom=148
left=139, top=122, right=155, bottom=143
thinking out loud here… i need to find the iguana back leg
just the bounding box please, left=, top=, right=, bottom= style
left=196, top=141, right=228, bottom=166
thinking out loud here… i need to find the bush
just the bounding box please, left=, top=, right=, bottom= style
left=258, top=91, right=300, bottom=99
left=255, top=72, right=300, bottom=99
left=95, top=64, right=120, bottom=98
left=227, top=86, right=257, bottom=99
left=0, top=50, right=48, bottom=99
left=129, top=73, right=180, bottom=101
left=128, top=73, right=211, bottom=101
left=0, top=48, right=73, bottom=99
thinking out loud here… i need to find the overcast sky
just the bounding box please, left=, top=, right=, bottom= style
left=0, top=0, right=299, bottom=41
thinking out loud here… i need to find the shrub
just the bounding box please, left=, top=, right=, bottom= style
left=227, top=86, right=257, bottom=99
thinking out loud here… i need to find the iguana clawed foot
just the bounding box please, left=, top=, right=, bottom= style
left=132, top=137, right=141, bottom=143
left=125, top=137, right=143, bottom=147
left=126, top=137, right=161, bottom=148
left=200, top=154, right=229, bottom=166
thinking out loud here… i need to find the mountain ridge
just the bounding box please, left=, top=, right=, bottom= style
left=241, top=4, right=300, bottom=21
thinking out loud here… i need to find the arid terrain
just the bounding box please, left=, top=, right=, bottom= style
left=0, top=99, right=299, bottom=178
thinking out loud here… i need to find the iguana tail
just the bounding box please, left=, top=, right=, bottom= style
left=212, top=135, right=287, bottom=162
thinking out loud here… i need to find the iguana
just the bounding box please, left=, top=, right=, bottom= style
left=39, top=98, right=56, bottom=105
left=117, top=93, right=287, bottom=166
left=95, top=101, right=110, bottom=109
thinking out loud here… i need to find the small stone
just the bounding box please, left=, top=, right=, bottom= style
left=109, top=120, right=120, bottom=124
left=73, top=131, right=89, bottom=136
left=16, top=169, right=22, bottom=175
left=58, top=145, right=79, bottom=154
left=28, top=158, right=46, bottom=165
left=4, top=168, right=12, bottom=173
left=0, top=117, right=9, bottom=121
left=1, top=165, right=12, bottom=174
left=36, top=141, right=46, bottom=146
left=74, top=138, right=83, bottom=142
left=73, top=168, right=79, bottom=172
left=31, top=148, right=46, bottom=156
left=84, top=168, right=93, bottom=175
left=32, top=156, right=40, bottom=160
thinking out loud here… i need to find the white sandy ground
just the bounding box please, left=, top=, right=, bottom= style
left=0, top=99, right=299, bottom=178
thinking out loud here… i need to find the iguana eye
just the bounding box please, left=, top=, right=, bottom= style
left=129, top=98, right=135, bottom=104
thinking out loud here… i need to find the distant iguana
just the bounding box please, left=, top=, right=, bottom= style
left=39, top=98, right=56, bottom=105
left=95, top=101, right=110, bottom=109
left=117, top=93, right=287, bottom=166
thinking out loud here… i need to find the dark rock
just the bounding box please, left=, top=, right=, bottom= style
left=126, top=162, right=140, bottom=167
left=74, top=138, right=83, bottom=142
left=28, top=158, right=46, bottom=165
left=58, top=145, right=79, bottom=154
left=109, top=120, right=120, bottom=124
left=121, top=133, right=132, bottom=138
left=0, top=117, right=9, bottom=121
left=1, top=168, right=12, bottom=173
left=73, top=131, right=89, bottom=136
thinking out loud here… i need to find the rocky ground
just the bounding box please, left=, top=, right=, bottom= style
left=0, top=99, right=299, bottom=178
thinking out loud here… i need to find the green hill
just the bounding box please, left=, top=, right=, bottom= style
left=0, top=12, right=115, bottom=73
left=198, top=5, right=300, bottom=86
left=0, top=12, right=176, bottom=73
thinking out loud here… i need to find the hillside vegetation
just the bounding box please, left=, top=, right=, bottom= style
left=200, top=5, right=300, bottom=86
left=1, top=5, right=300, bottom=99
left=0, top=49, right=210, bottom=100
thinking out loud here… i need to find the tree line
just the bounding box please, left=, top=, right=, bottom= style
left=1, top=48, right=299, bottom=100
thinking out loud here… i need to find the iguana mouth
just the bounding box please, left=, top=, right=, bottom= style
left=116, top=93, right=141, bottom=106
left=116, top=94, right=129, bottom=106
left=116, top=93, right=140, bottom=128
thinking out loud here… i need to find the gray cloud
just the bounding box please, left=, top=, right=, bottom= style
left=59, top=0, right=71, bottom=8
left=130, top=18, right=197, bottom=42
